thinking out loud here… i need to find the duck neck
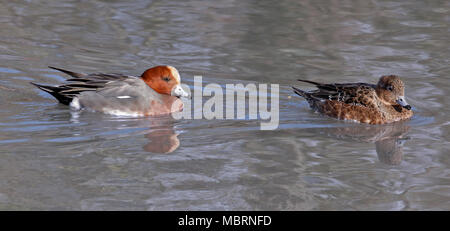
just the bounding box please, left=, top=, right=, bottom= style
left=378, top=101, right=412, bottom=123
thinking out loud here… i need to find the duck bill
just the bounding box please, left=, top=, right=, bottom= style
left=396, top=96, right=411, bottom=110
left=171, top=85, right=189, bottom=98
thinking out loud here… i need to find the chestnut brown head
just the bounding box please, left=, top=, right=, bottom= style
left=140, top=65, right=188, bottom=98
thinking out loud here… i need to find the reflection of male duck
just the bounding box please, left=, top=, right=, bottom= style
left=143, top=127, right=180, bottom=153
left=141, top=116, right=181, bottom=154
left=315, top=122, right=409, bottom=165
left=68, top=111, right=181, bottom=154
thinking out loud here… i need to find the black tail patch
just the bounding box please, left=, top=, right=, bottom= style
left=30, top=82, right=73, bottom=105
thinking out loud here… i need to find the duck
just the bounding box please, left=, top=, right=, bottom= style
left=292, top=75, right=413, bottom=124
left=31, top=66, right=189, bottom=116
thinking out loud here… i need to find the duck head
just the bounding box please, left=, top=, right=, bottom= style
left=140, top=65, right=189, bottom=98
left=376, top=75, right=411, bottom=110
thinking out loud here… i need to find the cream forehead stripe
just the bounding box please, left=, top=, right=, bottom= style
left=167, top=66, right=181, bottom=83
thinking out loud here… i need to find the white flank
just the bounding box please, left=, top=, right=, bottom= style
left=104, top=109, right=144, bottom=117
left=69, top=97, right=81, bottom=110
left=116, top=96, right=132, bottom=99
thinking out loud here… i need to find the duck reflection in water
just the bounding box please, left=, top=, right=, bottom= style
left=69, top=110, right=181, bottom=154
left=133, top=116, right=180, bottom=154
left=141, top=111, right=182, bottom=154
left=317, top=121, right=410, bottom=165
left=143, top=126, right=180, bottom=153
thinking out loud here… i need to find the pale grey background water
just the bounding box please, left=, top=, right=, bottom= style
left=0, top=0, right=449, bottom=210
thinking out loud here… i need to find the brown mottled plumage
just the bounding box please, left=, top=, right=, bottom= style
left=292, top=75, right=413, bottom=124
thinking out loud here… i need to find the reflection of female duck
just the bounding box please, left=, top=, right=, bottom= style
left=314, top=121, right=409, bottom=165
left=375, top=137, right=406, bottom=165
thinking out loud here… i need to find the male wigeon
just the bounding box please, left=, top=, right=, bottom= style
left=31, top=66, right=189, bottom=116
left=292, top=75, right=413, bottom=124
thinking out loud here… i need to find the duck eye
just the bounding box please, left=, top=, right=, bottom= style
left=162, top=77, right=171, bottom=82
left=387, top=85, right=393, bottom=91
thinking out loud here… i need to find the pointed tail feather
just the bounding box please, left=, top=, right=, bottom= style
left=297, top=79, right=339, bottom=92
left=292, top=86, right=309, bottom=98
left=293, top=86, right=319, bottom=104
left=48, top=66, right=86, bottom=78
left=30, top=82, right=60, bottom=93
left=30, top=82, right=72, bottom=105
left=297, top=79, right=322, bottom=86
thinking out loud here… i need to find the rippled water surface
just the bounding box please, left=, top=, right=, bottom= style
left=0, top=0, right=449, bottom=210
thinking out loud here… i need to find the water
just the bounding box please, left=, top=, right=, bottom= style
left=0, top=0, right=449, bottom=210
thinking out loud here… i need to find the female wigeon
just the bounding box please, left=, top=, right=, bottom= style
left=292, top=75, right=413, bottom=124
left=31, top=66, right=189, bottom=116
